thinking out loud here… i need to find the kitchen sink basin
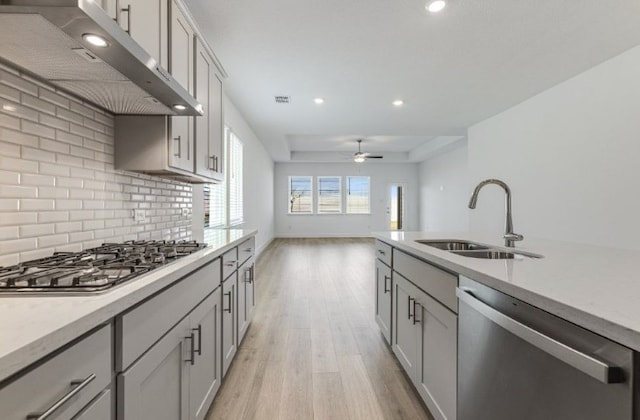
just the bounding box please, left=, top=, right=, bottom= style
left=415, top=240, right=490, bottom=251
left=416, top=239, right=543, bottom=259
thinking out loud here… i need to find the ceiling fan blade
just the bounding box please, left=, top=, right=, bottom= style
left=366, top=155, right=384, bottom=159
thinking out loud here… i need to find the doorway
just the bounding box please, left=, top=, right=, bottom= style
left=388, top=184, right=405, bottom=230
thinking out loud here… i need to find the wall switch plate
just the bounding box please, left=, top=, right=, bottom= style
left=133, top=209, right=146, bottom=222
left=181, top=208, right=189, bottom=217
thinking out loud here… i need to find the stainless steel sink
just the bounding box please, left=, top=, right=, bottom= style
left=416, top=239, right=543, bottom=259
left=415, top=240, right=490, bottom=251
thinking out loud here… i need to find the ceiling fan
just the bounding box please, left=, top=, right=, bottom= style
left=353, top=139, right=383, bottom=162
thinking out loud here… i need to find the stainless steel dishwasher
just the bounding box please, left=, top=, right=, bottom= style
left=457, top=276, right=635, bottom=420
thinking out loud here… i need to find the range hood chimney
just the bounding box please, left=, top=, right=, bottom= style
left=0, top=0, right=203, bottom=116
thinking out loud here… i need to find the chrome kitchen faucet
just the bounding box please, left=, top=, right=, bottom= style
left=468, top=179, right=523, bottom=247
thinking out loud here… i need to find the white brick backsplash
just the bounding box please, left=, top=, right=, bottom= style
left=38, top=212, right=69, bottom=223
left=56, top=129, right=83, bottom=145
left=38, top=187, right=69, bottom=199
left=0, top=67, right=193, bottom=263
left=55, top=199, right=83, bottom=210
left=0, top=141, right=20, bottom=157
left=20, top=199, right=55, bottom=211
left=56, top=221, right=82, bottom=233
left=0, top=185, right=37, bottom=198
left=0, top=127, right=38, bottom=148
left=0, top=226, right=19, bottom=240
left=0, top=198, right=19, bottom=211
left=40, top=162, right=69, bottom=176
left=0, top=212, right=37, bottom=226
left=39, top=89, right=70, bottom=109
left=0, top=238, right=37, bottom=254
left=69, top=231, right=93, bottom=243
left=21, top=173, right=55, bottom=186
left=20, top=223, right=55, bottom=238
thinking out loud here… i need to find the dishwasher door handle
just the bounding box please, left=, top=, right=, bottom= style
left=456, top=287, right=624, bottom=384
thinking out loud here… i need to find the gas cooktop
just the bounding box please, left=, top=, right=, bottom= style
left=0, top=240, right=207, bottom=295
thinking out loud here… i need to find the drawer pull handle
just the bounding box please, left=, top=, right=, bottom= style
left=185, top=332, right=195, bottom=365
left=27, top=373, right=96, bottom=420
left=383, top=275, right=390, bottom=293
left=192, top=324, right=202, bottom=356
left=224, top=291, right=232, bottom=313
left=408, top=296, right=415, bottom=320
left=413, top=300, right=421, bottom=325
left=243, top=264, right=255, bottom=283
left=377, top=249, right=386, bottom=256
left=225, top=261, right=236, bottom=267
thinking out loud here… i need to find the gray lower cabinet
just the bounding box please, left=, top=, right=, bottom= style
left=238, top=257, right=255, bottom=344
left=384, top=247, right=458, bottom=420
left=222, top=272, right=238, bottom=377
left=118, top=317, right=190, bottom=420
left=189, top=288, right=223, bottom=420
left=0, top=324, right=113, bottom=420
left=375, top=258, right=392, bottom=344
left=74, top=389, right=112, bottom=420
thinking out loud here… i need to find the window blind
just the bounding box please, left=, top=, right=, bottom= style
left=317, top=176, right=341, bottom=213
left=346, top=176, right=370, bottom=214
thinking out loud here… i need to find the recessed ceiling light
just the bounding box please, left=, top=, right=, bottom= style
left=392, top=100, right=404, bottom=107
left=426, top=0, right=446, bottom=13
left=173, top=104, right=187, bottom=111
left=314, top=97, right=325, bottom=105
left=83, top=34, right=109, bottom=48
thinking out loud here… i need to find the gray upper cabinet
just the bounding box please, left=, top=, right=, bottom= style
left=112, top=0, right=169, bottom=70
left=195, top=37, right=224, bottom=181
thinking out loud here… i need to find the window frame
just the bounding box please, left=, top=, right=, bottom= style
left=345, top=176, right=371, bottom=214
left=288, top=176, right=314, bottom=214
left=316, top=176, right=342, bottom=214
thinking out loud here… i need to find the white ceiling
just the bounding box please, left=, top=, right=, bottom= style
left=186, top=0, right=640, bottom=163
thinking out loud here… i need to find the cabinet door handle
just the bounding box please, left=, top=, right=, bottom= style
left=187, top=136, right=191, bottom=160
left=408, top=296, right=415, bottom=320
left=121, top=4, right=131, bottom=34
left=26, top=374, right=96, bottom=420
left=209, top=155, right=215, bottom=170
left=192, top=324, right=202, bottom=356
left=413, top=300, right=421, bottom=325
left=383, top=275, right=390, bottom=293
left=214, top=155, right=219, bottom=172
left=185, top=332, right=195, bottom=365
left=173, top=136, right=181, bottom=158
left=224, top=291, right=232, bottom=313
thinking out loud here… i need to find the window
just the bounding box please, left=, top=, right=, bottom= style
left=289, top=176, right=313, bottom=213
left=228, top=130, right=243, bottom=226
left=317, top=176, right=341, bottom=213
left=346, top=176, right=370, bottom=214
left=203, top=127, right=242, bottom=228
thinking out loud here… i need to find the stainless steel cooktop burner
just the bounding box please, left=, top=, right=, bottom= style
left=0, top=240, right=207, bottom=294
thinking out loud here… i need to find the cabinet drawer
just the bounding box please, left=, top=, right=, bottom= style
left=393, top=249, right=458, bottom=313
left=117, top=258, right=220, bottom=370
left=375, top=240, right=392, bottom=266
left=75, top=389, right=112, bottom=420
left=222, top=247, right=238, bottom=280
left=0, top=324, right=112, bottom=420
left=238, top=236, right=255, bottom=266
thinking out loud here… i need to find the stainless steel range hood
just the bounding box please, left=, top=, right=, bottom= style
left=0, top=0, right=203, bottom=116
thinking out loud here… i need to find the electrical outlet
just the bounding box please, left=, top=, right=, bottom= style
left=181, top=208, right=189, bottom=217
left=133, top=209, right=145, bottom=222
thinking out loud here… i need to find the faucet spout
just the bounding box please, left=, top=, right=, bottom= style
left=468, top=179, right=523, bottom=247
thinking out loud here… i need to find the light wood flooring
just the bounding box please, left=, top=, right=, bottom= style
left=206, top=238, right=432, bottom=420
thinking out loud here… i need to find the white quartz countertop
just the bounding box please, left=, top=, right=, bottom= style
left=0, top=229, right=256, bottom=383
left=375, top=231, right=640, bottom=353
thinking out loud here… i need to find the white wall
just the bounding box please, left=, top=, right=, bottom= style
left=275, top=162, right=419, bottom=237
left=418, top=140, right=469, bottom=232
left=418, top=45, right=640, bottom=250
left=192, top=95, right=275, bottom=254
